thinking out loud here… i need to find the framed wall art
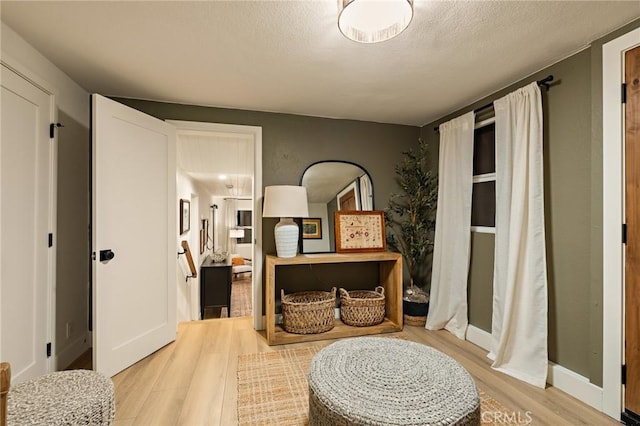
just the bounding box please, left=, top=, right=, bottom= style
left=302, top=218, right=322, bottom=239
left=335, top=210, right=386, bottom=253
left=180, top=199, right=190, bottom=234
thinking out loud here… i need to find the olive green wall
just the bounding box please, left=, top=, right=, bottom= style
left=420, top=18, right=640, bottom=387
left=111, top=98, right=420, bottom=305
left=467, top=232, right=493, bottom=333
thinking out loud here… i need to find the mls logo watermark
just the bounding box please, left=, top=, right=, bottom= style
left=481, top=410, right=533, bottom=424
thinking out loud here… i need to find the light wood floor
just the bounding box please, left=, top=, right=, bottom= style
left=111, top=317, right=617, bottom=425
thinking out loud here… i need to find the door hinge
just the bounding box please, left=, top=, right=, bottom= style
left=49, top=122, right=63, bottom=139
left=622, top=83, right=627, bottom=104
left=48, top=233, right=53, bottom=248
left=46, top=342, right=52, bottom=358
left=622, top=364, right=627, bottom=385
left=623, top=224, right=627, bottom=244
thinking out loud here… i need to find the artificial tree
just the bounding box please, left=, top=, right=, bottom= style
left=385, top=139, right=438, bottom=313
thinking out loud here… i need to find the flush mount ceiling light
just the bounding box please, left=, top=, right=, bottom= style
left=338, top=0, right=414, bottom=44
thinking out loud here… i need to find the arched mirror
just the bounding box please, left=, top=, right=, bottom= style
left=300, top=161, right=373, bottom=253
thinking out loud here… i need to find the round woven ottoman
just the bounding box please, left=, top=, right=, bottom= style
left=7, top=369, right=115, bottom=425
left=308, top=337, right=480, bottom=426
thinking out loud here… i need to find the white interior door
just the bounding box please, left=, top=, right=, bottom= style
left=0, top=65, right=53, bottom=383
left=92, top=94, right=176, bottom=377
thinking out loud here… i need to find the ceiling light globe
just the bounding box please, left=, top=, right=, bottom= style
left=338, top=0, right=414, bottom=44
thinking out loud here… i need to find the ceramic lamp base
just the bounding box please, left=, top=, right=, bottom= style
left=274, top=218, right=299, bottom=258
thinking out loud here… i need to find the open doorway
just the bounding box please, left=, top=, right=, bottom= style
left=170, top=121, right=262, bottom=324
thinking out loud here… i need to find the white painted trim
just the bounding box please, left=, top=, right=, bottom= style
left=1, top=22, right=89, bottom=126
left=1, top=53, right=57, bottom=97
left=602, top=27, right=640, bottom=420
left=472, top=173, right=496, bottom=183
left=548, top=362, right=603, bottom=412
left=475, top=116, right=496, bottom=129
left=466, top=325, right=603, bottom=412
left=470, top=226, right=495, bottom=234
left=465, top=324, right=492, bottom=351
left=48, top=92, right=58, bottom=376
left=166, top=120, right=264, bottom=331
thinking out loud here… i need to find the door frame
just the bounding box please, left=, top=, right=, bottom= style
left=0, top=56, right=58, bottom=376
left=167, top=120, right=264, bottom=330
left=603, top=26, right=640, bottom=420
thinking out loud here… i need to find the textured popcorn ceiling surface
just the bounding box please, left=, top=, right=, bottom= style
left=2, top=1, right=638, bottom=126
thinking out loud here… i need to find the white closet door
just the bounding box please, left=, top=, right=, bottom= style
left=1, top=65, right=53, bottom=383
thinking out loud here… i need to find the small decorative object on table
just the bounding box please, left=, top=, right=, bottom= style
left=281, top=287, right=337, bottom=334
left=210, top=251, right=228, bottom=263
left=339, top=286, right=385, bottom=327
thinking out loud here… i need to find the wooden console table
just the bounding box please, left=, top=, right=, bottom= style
left=265, top=252, right=403, bottom=345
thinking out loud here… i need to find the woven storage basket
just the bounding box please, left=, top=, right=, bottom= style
left=281, top=287, right=336, bottom=334
left=339, top=286, right=385, bottom=327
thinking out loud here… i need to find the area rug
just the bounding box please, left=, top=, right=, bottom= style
left=237, top=345, right=518, bottom=426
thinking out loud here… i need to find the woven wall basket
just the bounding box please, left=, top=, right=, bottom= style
left=281, top=287, right=336, bottom=334
left=339, top=286, right=385, bottom=327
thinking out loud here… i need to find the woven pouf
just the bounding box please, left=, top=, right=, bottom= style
left=308, top=337, right=480, bottom=426
left=7, top=369, right=115, bottom=425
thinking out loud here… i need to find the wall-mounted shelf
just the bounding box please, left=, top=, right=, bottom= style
left=265, top=252, right=403, bottom=345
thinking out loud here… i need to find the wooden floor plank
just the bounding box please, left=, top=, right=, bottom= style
left=111, top=317, right=616, bottom=425
left=112, top=339, right=177, bottom=421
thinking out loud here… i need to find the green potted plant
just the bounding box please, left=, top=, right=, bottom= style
left=385, top=139, right=438, bottom=325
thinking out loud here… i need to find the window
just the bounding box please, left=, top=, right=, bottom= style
left=237, top=210, right=252, bottom=227
left=471, top=118, right=496, bottom=233
left=238, top=228, right=253, bottom=245
left=236, top=209, right=253, bottom=244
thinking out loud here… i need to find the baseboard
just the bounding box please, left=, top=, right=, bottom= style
left=56, top=332, right=91, bottom=370
left=465, top=325, right=603, bottom=412
left=465, top=324, right=492, bottom=351
left=547, top=362, right=603, bottom=411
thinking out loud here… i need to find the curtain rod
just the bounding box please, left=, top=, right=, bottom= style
left=432, top=75, right=554, bottom=132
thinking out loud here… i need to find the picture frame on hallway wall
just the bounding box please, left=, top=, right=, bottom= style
left=180, top=199, right=190, bottom=234
left=302, top=218, right=322, bottom=239
left=335, top=210, right=386, bottom=253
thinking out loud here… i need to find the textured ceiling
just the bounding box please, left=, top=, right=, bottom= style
left=1, top=1, right=638, bottom=127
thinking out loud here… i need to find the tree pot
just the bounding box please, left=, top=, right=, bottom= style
left=403, top=300, right=429, bottom=317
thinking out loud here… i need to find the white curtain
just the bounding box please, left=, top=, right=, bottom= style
left=490, top=82, right=548, bottom=388
left=225, top=199, right=237, bottom=254
left=425, top=111, right=475, bottom=339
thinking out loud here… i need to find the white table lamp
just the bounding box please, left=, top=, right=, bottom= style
left=263, top=185, right=309, bottom=258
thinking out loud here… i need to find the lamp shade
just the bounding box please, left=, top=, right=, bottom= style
left=338, top=0, right=413, bottom=44
left=229, top=229, right=245, bottom=239
left=262, top=185, right=309, bottom=218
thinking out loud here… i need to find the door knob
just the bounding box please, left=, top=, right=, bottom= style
left=99, top=249, right=115, bottom=262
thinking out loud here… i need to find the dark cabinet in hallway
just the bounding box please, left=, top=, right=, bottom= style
left=200, top=256, right=232, bottom=319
